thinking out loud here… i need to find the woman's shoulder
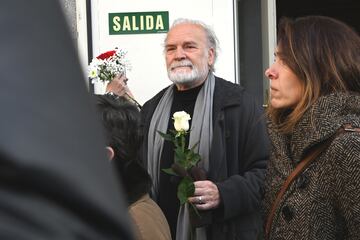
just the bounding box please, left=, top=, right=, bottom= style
left=327, top=129, right=360, bottom=217
left=328, top=129, right=360, bottom=168
left=129, top=195, right=171, bottom=240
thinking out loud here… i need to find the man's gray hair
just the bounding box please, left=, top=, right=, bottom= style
left=164, top=18, right=219, bottom=72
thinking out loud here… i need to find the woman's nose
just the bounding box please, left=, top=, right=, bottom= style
left=265, top=67, right=276, bottom=80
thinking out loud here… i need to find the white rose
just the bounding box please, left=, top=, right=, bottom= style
left=173, top=111, right=191, bottom=132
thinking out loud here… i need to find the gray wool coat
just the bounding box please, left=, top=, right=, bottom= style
left=263, top=92, right=360, bottom=240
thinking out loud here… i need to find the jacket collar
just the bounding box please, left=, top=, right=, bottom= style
left=213, top=76, right=244, bottom=118
left=270, top=92, right=360, bottom=164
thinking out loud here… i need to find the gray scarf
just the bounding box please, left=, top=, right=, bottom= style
left=147, top=72, right=215, bottom=240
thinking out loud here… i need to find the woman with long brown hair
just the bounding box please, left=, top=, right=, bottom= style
left=263, top=15, right=360, bottom=239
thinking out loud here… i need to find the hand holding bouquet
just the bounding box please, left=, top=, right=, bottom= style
left=88, top=48, right=131, bottom=95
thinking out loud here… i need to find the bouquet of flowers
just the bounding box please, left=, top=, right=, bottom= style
left=158, top=111, right=204, bottom=213
left=88, top=48, right=131, bottom=94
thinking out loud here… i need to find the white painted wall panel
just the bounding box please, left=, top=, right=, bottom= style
left=91, top=0, right=236, bottom=104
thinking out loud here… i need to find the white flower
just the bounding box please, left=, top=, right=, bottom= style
left=173, top=111, right=191, bottom=132
left=87, top=48, right=131, bottom=83
left=88, top=68, right=98, bottom=79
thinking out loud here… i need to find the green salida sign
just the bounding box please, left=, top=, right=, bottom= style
left=109, top=11, right=169, bottom=35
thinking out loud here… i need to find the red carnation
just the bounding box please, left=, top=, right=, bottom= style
left=96, top=50, right=116, bottom=60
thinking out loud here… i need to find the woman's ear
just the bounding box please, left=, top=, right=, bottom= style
left=105, top=146, right=115, bottom=161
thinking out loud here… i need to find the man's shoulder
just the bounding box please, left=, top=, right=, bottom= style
left=142, top=85, right=171, bottom=111
left=214, top=75, right=250, bottom=101
left=215, top=76, right=245, bottom=93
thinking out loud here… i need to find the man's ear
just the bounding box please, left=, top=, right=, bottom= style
left=105, top=146, right=115, bottom=161
left=207, top=47, right=215, bottom=67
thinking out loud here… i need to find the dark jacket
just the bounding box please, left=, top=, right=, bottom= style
left=263, top=93, right=360, bottom=239
left=141, top=76, right=269, bottom=240
left=0, top=1, right=133, bottom=239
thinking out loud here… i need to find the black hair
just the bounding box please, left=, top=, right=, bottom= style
left=96, top=94, right=151, bottom=204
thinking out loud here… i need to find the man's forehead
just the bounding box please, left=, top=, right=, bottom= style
left=165, top=24, right=206, bottom=45
left=165, top=39, right=198, bottom=46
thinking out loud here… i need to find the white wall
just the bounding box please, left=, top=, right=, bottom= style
left=76, top=0, right=89, bottom=78
left=90, top=0, right=236, bottom=104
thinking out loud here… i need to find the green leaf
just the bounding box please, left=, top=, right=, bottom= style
left=177, top=177, right=195, bottom=205
left=174, top=147, right=186, bottom=164
left=188, top=153, right=201, bottom=167
left=162, top=168, right=178, bottom=176
left=181, top=134, right=185, bottom=151
left=157, top=131, right=174, bottom=142
left=169, top=129, right=178, bottom=135
left=174, top=137, right=180, bottom=148
left=189, top=141, right=199, bottom=152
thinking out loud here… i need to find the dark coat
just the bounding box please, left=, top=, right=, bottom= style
left=263, top=93, right=360, bottom=239
left=141, top=76, right=269, bottom=240
left=0, top=1, right=133, bottom=239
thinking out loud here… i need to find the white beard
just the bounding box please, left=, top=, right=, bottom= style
left=167, top=59, right=209, bottom=85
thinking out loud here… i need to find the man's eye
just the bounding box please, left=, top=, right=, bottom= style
left=166, top=47, right=175, bottom=52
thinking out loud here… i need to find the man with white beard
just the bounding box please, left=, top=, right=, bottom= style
left=140, top=18, right=269, bottom=240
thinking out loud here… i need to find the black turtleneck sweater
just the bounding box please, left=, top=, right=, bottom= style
left=158, top=83, right=203, bottom=238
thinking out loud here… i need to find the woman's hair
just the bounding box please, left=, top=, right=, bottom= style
left=268, top=15, right=360, bottom=133
left=96, top=95, right=151, bottom=204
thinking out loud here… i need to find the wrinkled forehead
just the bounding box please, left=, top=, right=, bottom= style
left=165, top=23, right=207, bottom=45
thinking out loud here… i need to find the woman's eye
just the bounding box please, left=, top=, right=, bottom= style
left=274, top=56, right=285, bottom=65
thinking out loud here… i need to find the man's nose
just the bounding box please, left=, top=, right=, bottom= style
left=174, top=47, right=186, bottom=60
